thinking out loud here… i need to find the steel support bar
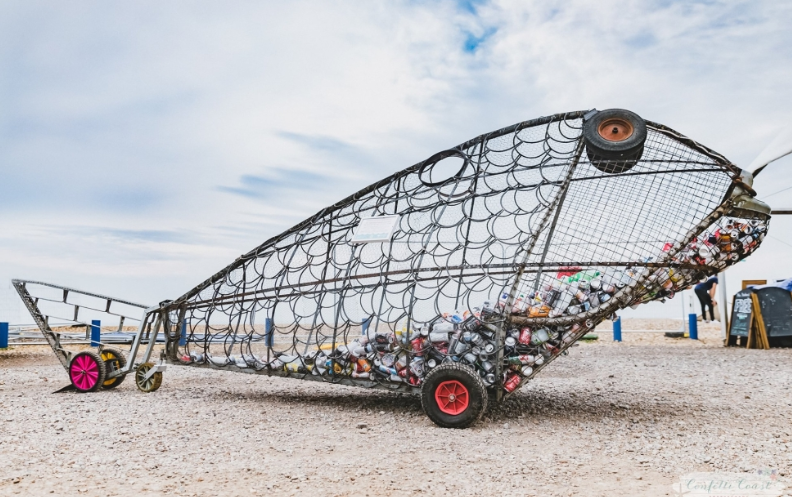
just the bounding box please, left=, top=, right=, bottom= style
left=117, top=307, right=158, bottom=375
left=718, top=270, right=729, bottom=339
left=90, top=320, right=101, bottom=347
left=688, top=314, right=698, bottom=340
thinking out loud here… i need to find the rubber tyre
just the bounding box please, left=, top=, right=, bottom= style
left=135, top=362, right=163, bottom=393
left=100, top=347, right=127, bottom=389
left=583, top=109, right=647, bottom=174
left=421, top=363, right=487, bottom=429
left=69, top=351, right=107, bottom=393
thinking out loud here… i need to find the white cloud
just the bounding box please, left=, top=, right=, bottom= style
left=1, top=0, right=791, bottom=317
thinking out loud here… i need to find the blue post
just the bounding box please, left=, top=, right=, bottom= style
left=688, top=313, right=698, bottom=340
left=90, top=320, right=101, bottom=347
left=361, top=316, right=372, bottom=336
left=613, top=316, right=622, bottom=342
left=179, top=321, right=187, bottom=346
left=265, top=318, right=274, bottom=348
left=0, top=322, right=8, bottom=349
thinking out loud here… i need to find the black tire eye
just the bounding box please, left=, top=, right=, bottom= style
left=583, top=109, right=647, bottom=174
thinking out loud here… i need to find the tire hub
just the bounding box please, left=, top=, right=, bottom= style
left=435, top=380, right=469, bottom=415
left=597, top=118, right=634, bottom=142
left=70, top=355, right=99, bottom=390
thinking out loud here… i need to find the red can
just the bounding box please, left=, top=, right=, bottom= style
left=503, top=372, right=521, bottom=392
left=411, top=337, right=424, bottom=356
left=518, top=327, right=532, bottom=345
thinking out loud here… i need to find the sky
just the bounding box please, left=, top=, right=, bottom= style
left=1, top=0, right=791, bottom=323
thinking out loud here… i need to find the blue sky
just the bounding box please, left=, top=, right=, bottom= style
left=1, top=0, right=792, bottom=320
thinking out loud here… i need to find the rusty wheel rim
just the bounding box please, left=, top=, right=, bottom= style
left=597, top=118, right=634, bottom=142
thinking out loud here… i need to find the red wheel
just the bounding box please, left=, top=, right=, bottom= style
left=434, top=380, right=470, bottom=415
left=421, top=363, right=487, bottom=428
left=69, top=351, right=107, bottom=392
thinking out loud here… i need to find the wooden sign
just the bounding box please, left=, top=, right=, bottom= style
left=746, top=293, right=770, bottom=350
left=741, top=279, right=767, bottom=290
left=728, top=287, right=792, bottom=348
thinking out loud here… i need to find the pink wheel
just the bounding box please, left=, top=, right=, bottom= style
left=69, top=351, right=107, bottom=392
left=434, top=380, right=470, bottom=415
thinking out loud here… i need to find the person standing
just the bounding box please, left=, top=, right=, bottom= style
left=695, top=276, right=718, bottom=322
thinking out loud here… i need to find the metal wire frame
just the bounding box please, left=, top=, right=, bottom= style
left=11, top=280, right=149, bottom=369
left=141, top=109, right=768, bottom=399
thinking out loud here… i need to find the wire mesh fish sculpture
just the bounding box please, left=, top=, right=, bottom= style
left=14, top=108, right=771, bottom=428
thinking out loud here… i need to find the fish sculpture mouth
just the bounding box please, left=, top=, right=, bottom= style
left=725, top=169, right=772, bottom=219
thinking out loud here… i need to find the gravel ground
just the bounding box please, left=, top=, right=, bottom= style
left=1, top=322, right=790, bottom=497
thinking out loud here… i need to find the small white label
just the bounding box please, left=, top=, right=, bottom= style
left=350, top=215, right=400, bottom=244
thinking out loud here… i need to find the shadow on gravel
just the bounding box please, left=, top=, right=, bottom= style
left=233, top=386, right=685, bottom=424
left=245, top=389, right=425, bottom=413
left=485, top=389, right=684, bottom=423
